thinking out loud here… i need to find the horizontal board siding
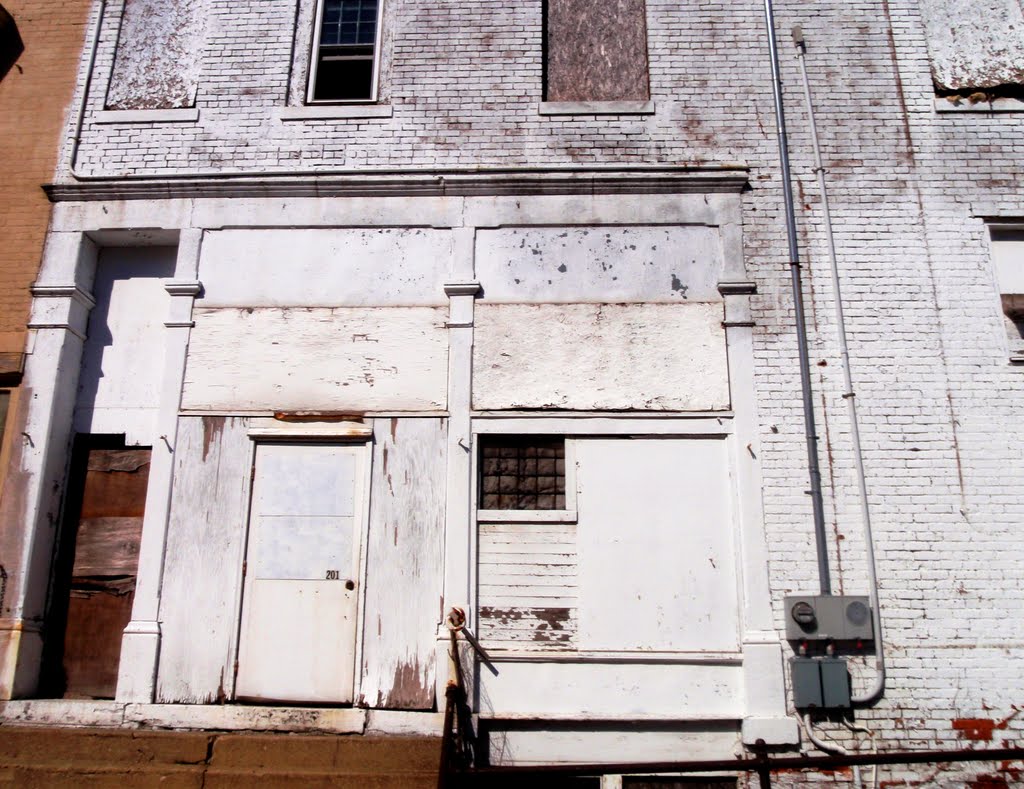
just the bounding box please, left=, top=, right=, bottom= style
left=478, top=521, right=578, bottom=651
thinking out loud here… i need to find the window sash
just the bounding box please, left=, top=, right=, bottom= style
left=307, top=0, right=383, bottom=104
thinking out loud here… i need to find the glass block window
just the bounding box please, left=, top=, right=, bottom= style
left=479, top=437, right=566, bottom=510
left=320, top=0, right=378, bottom=47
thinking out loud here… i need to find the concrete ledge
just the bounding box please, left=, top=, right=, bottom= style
left=125, top=704, right=367, bottom=733
left=94, top=108, right=200, bottom=124
left=538, top=100, right=655, bottom=115
left=0, top=700, right=126, bottom=727
left=366, top=710, right=445, bottom=736
left=279, top=104, right=393, bottom=120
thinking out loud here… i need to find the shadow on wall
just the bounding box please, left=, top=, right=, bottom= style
left=0, top=4, right=23, bottom=82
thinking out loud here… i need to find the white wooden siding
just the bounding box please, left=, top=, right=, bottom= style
left=156, top=416, right=252, bottom=704
left=472, top=303, right=729, bottom=411
left=478, top=521, right=578, bottom=651
left=359, top=417, right=446, bottom=710
left=181, top=306, right=448, bottom=412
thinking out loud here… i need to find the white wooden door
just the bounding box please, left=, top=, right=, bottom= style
left=574, top=438, right=740, bottom=653
left=235, top=442, right=368, bottom=703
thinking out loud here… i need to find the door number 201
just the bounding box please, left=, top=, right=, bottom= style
left=325, top=570, right=340, bottom=580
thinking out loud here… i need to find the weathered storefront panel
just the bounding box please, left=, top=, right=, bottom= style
left=473, top=303, right=729, bottom=411
left=478, top=661, right=742, bottom=718
left=198, top=228, right=452, bottom=308
left=475, top=226, right=723, bottom=304
left=359, top=417, right=446, bottom=709
left=181, top=307, right=448, bottom=412
left=156, top=416, right=251, bottom=704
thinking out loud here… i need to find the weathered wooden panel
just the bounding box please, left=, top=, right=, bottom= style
left=181, top=307, right=448, bottom=412
left=359, top=418, right=446, bottom=710
left=546, top=0, right=649, bottom=101
left=574, top=439, right=739, bottom=653
left=156, top=416, right=252, bottom=704
left=199, top=229, right=452, bottom=307
left=473, top=303, right=729, bottom=411
left=71, top=517, right=142, bottom=577
left=478, top=661, right=743, bottom=718
left=61, top=588, right=134, bottom=700
left=920, top=0, right=1024, bottom=91
left=80, top=449, right=150, bottom=518
left=478, top=521, right=578, bottom=651
left=48, top=443, right=148, bottom=699
left=106, top=0, right=206, bottom=109
left=475, top=226, right=723, bottom=304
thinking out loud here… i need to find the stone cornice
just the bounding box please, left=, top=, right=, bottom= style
left=44, top=166, right=750, bottom=203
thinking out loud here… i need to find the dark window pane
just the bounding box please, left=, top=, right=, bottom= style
left=313, top=53, right=374, bottom=101
left=479, top=437, right=567, bottom=510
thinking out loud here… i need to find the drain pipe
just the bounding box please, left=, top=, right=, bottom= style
left=792, top=26, right=885, bottom=705
left=761, top=0, right=831, bottom=595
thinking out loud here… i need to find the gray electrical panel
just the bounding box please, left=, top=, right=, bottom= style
left=790, top=657, right=851, bottom=710
left=785, top=595, right=873, bottom=642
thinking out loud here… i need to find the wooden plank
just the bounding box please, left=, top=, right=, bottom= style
left=359, top=418, right=446, bottom=710
left=156, top=416, right=252, bottom=704
left=61, top=588, right=134, bottom=699
left=71, top=517, right=143, bottom=577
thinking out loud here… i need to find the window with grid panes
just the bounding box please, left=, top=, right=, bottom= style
left=478, top=436, right=566, bottom=511
left=308, top=0, right=381, bottom=102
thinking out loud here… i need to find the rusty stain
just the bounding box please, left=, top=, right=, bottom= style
left=954, top=718, right=998, bottom=741
left=390, top=417, right=398, bottom=442
left=383, top=657, right=432, bottom=709
left=200, top=416, right=224, bottom=463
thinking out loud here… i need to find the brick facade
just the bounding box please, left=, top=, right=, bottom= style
left=4, top=0, right=1022, bottom=785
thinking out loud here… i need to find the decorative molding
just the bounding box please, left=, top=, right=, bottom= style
left=29, top=284, right=96, bottom=309
left=164, top=280, right=203, bottom=297
left=538, top=101, right=655, bottom=116
left=94, top=108, right=200, bottom=124
left=279, top=104, right=393, bottom=121
left=44, top=167, right=750, bottom=202
left=443, top=282, right=482, bottom=297
left=718, top=280, right=758, bottom=296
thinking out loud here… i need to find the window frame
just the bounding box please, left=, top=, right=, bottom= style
left=306, top=0, right=385, bottom=105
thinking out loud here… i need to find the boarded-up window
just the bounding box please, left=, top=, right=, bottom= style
left=919, top=0, right=1024, bottom=93
left=105, top=0, right=206, bottom=110
left=544, top=0, right=650, bottom=102
left=40, top=437, right=148, bottom=699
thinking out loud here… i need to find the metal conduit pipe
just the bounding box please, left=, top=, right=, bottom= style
left=761, top=0, right=832, bottom=594
left=792, top=26, right=886, bottom=705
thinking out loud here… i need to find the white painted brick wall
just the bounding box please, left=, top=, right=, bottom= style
left=56, top=0, right=1024, bottom=784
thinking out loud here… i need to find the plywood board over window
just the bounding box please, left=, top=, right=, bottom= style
left=544, top=0, right=650, bottom=101
left=40, top=438, right=149, bottom=699
left=106, top=0, right=207, bottom=109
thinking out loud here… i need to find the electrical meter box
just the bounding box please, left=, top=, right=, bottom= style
left=785, top=595, right=873, bottom=642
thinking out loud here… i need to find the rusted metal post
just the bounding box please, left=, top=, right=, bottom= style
left=754, top=740, right=772, bottom=789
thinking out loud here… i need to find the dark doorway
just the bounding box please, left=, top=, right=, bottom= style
left=40, top=435, right=149, bottom=698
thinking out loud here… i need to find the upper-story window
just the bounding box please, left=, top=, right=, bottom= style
left=308, top=0, right=382, bottom=103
